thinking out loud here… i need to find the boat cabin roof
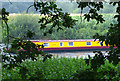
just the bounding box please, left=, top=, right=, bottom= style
left=30, top=39, right=99, bottom=42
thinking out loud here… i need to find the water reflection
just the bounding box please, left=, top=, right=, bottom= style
left=48, top=51, right=108, bottom=58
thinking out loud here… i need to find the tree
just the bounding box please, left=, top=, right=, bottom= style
left=70, top=1, right=120, bottom=52
left=1, top=0, right=77, bottom=80
left=70, top=1, right=120, bottom=80
left=1, top=0, right=120, bottom=80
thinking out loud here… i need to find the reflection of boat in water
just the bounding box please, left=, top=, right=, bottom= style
left=49, top=51, right=109, bottom=59
left=31, top=39, right=110, bottom=52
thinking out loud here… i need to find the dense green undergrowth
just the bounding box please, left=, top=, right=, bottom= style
left=2, top=56, right=120, bottom=80
left=2, top=56, right=86, bottom=79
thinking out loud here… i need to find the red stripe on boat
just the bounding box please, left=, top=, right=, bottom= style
left=38, top=46, right=112, bottom=51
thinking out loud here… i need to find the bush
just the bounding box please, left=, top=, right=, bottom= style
left=2, top=56, right=120, bottom=80
left=2, top=57, right=86, bottom=79
left=97, top=60, right=117, bottom=80
left=72, top=59, right=120, bottom=80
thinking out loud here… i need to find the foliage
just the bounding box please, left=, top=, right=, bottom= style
left=7, top=14, right=41, bottom=40
left=2, top=38, right=53, bottom=78
left=97, top=60, right=117, bottom=80
left=2, top=57, right=85, bottom=79
left=0, top=25, right=2, bottom=43
left=1, top=8, right=52, bottom=80
left=73, top=59, right=120, bottom=80
left=51, top=14, right=114, bottom=40
left=2, top=2, right=116, bottom=14
left=74, top=1, right=120, bottom=50
left=1, top=8, right=10, bottom=49
left=1, top=1, right=120, bottom=80
left=1, top=1, right=77, bottom=80
left=69, top=1, right=120, bottom=80
left=99, top=3, right=116, bottom=13
left=2, top=14, right=116, bottom=41
left=2, top=2, right=36, bottom=13
left=72, top=48, right=120, bottom=80
left=2, top=57, right=120, bottom=80
left=33, top=1, right=77, bottom=36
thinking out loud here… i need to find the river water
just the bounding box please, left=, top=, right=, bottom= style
left=48, top=51, right=109, bottom=59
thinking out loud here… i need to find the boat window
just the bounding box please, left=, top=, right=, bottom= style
left=43, top=43, right=49, bottom=47
left=86, top=42, right=91, bottom=45
left=69, top=42, right=73, bottom=46
left=100, top=42, right=102, bottom=46
left=60, top=42, right=63, bottom=46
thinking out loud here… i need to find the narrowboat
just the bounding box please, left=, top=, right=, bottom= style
left=31, top=39, right=110, bottom=52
